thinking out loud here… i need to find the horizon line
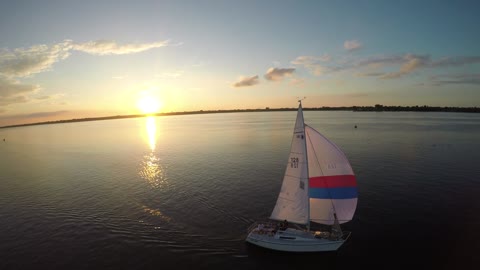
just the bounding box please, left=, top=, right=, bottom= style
left=1, top=105, right=479, bottom=129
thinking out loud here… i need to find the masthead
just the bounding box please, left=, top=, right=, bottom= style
left=297, top=96, right=306, bottom=105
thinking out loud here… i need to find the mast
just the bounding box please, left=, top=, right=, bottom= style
left=299, top=98, right=311, bottom=232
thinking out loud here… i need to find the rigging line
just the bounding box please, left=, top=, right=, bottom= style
left=300, top=101, right=311, bottom=232
left=277, top=196, right=297, bottom=203
left=305, top=125, right=339, bottom=218
left=284, top=174, right=308, bottom=180
left=312, top=217, right=351, bottom=221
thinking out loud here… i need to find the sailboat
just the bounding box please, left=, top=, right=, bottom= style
left=245, top=100, right=357, bottom=252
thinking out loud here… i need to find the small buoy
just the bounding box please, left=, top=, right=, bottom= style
left=354, top=125, right=357, bottom=129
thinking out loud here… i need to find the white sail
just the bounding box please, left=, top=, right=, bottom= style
left=270, top=105, right=309, bottom=225
left=305, top=125, right=357, bottom=225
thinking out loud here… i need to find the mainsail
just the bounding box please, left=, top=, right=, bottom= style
left=270, top=104, right=309, bottom=225
left=270, top=103, right=357, bottom=226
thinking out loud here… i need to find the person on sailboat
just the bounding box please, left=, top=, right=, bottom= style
left=279, top=219, right=288, bottom=231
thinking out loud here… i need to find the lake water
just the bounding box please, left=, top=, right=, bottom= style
left=1, top=111, right=479, bottom=269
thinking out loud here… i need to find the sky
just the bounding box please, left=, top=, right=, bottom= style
left=0, top=0, right=479, bottom=126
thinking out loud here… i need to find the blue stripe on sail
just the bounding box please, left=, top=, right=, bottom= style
left=309, top=187, right=358, bottom=199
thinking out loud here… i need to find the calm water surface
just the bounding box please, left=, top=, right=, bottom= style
left=1, top=111, right=479, bottom=269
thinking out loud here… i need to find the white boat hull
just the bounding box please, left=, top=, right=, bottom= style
left=246, top=227, right=348, bottom=252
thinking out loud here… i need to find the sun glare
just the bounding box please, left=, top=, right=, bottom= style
left=138, top=96, right=162, bottom=114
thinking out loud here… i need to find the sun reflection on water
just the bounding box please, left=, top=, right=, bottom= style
left=146, top=116, right=157, bottom=151
left=139, top=116, right=167, bottom=188
left=141, top=204, right=172, bottom=222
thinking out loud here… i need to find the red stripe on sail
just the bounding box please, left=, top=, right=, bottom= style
left=309, top=175, right=356, bottom=188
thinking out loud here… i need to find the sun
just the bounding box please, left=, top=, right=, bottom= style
left=138, top=95, right=162, bottom=114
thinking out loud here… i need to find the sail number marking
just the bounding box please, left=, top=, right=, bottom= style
left=290, top=157, right=299, bottom=168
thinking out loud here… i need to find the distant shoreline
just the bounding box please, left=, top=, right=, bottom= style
left=1, top=105, right=478, bottom=129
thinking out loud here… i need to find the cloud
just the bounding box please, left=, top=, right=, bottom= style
left=0, top=41, right=71, bottom=77
left=291, top=55, right=331, bottom=76
left=293, top=53, right=479, bottom=81
left=0, top=95, right=29, bottom=106
left=380, top=54, right=430, bottom=79
left=264, top=67, right=295, bottom=81
left=19, top=110, right=70, bottom=118
left=356, top=72, right=385, bottom=77
left=33, top=93, right=64, bottom=101
left=72, top=40, right=169, bottom=55
left=348, top=54, right=480, bottom=79
left=0, top=76, right=66, bottom=109
left=0, top=39, right=169, bottom=111
left=0, top=110, right=70, bottom=124
left=0, top=39, right=170, bottom=79
left=431, top=73, right=480, bottom=85
left=294, top=54, right=427, bottom=77
left=0, top=76, right=40, bottom=98
left=233, top=75, right=260, bottom=87
left=355, top=55, right=405, bottom=68
left=430, top=56, right=480, bottom=67
left=292, top=55, right=331, bottom=64
left=0, top=77, right=64, bottom=108
left=344, top=40, right=362, bottom=51
left=290, top=78, right=305, bottom=86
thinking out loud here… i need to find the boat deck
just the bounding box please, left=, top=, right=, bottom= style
left=246, top=221, right=350, bottom=252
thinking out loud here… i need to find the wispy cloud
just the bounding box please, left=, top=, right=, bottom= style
left=430, top=56, right=480, bottom=67
left=0, top=39, right=170, bottom=79
left=0, top=76, right=39, bottom=96
left=290, top=77, right=305, bottom=86
left=356, top=72, right=385, bottom=77
left=0, top=95, right=29, bottom=106
left=431, top=73, right=480, bottom=85
left=19, top=110, right=70, bottom=118
left=344, top=40, right=362, bottom=51
left=35, top=93, right=65, bottom=102
left=0, top=76, right=40, bottom=104
left=0, top=110, right=70, bottom=121
left=264, top=67, right=295, bottom=81
left=0, top=41, right=71, bottom=77
left=294, top=53, right=480, bottom=81
left=0, top=39, right=170, bottom=112
left=291, top=55, right=331, bottom=76
left=72, top=40, right=169, bottom=55
left=233, top=75, right=259, bottom=87
left=380, top=54, right=430, bottom=79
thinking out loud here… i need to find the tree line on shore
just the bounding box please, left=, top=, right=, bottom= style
left=1, top=105, right=478, bottom=129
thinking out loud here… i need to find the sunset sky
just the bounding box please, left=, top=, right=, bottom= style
left=1, top=0, right=479, bottom=126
